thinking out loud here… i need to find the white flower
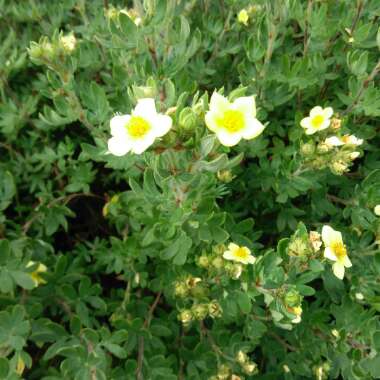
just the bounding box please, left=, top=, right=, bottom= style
left=300, top=106, right=333, bottom=135
left=107, top=98, right=172, bottom=156
left=237, top=9, right=249, bottom=25
left=325, top=135, right=363, bottom=147
left=223, top=243, right=256, bottom=265
left=374, top=205, right=380, bottom=216
left=59, top=34, right=77, bottom=53
left=205, top=92, right=265, bottom=147
left=322, top=225, right=352, bottom=280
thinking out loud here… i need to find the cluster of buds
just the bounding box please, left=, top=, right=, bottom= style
left=28, top=33, right=77, bottom=66
left=178, top=299, right=222, bottom=326
left=196, top=245, right=245, bottom=280
left=236, top=350, right=258, bottom=376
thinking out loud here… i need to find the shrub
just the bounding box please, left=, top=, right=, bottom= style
left=1, top=0, right=380, bottom=379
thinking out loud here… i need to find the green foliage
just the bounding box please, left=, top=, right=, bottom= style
left=0, top=0, right=380, bottom=379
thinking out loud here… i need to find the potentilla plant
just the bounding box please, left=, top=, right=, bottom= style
left=0, top=1, right=380, bottom=380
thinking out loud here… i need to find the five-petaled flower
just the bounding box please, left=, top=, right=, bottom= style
left=108, top=98, right=172, bottom=156
left=223, top=243, right=256, bottom=265
left=300, top=106, right=333, bottom=135
left=322, top=225, right=352, bottom=280
left=205, top=92, right=265, bottom=147
left=325, top=134, right=363, bottom=147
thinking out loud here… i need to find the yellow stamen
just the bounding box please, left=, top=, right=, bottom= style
left=234, top=247, right=249, bottom=260
left=126, top=116, right=150, bottom=138
left=311, top=115, right=324, bottom=129
left=219, top=110, right=245, bottom=133
left=331, top=242, right=347, bottom=260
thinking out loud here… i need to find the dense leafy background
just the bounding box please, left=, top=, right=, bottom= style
left=0, top=0, right=380, bottom=379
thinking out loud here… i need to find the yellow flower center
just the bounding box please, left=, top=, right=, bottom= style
left=126, top=116, right=151, bottom=138
left=219, top=110, right=245, bottom=133
left=311, top=114, right=324, bottom=129
left=341, top=135, right=350, bottom=143
left=234, top=247, right=249, bottom=260
left=331, top=242, right=347, bottom=260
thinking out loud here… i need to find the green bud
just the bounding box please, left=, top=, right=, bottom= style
left=329, top=160, right=348, bottom=175
left=212, top=257, right=224, bottom=269
left=317, top=142, right=331, bottom=154
left=190, top=283, right=208, bottom=298
left=197, top=255, right=210, bottom=268
left=284, top=288, right=302, bottom=307
left=216, top=364, right=231, bottom=379
left=191, top=303, right=209, bottom=320
left=217, top=170, right=234, bottom=183
left=236, top=350, right=248, bottom=364
left=208, top=300, right=223, bottom=318
left=300, top=142, right=315, bottom=156
left=174, top=282, right=188, bottom=298
left=242, top=362, right=258, bottom=375
left=287, top=238, right=310, bottom=258
left=179, top=107, right=197, bottom=130
left=178, top=310, right=193, bottom=326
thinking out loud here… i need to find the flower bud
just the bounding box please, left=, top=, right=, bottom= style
left=374, top=205, right=380, bottom=216
left=331, top=329, right=340, bottom=338
left=237, top=9, right=249, bottom=26
left=197, top=255, right=209, bottom=268
left=216, top=364, right=231, bottom=379
left=212, top=257, right=224, bottom=269
left=236, top=350, right=248, bottom=364
left=179, top=107, right=197, bottom=131
left=288, top=238, right=310, bottom=258
left=284, top=289, right=302, bottom=307
left=178, top=310, right=193, bottom=325
left=330, top=160, right=348, bottom=175
left=59, top=33, right=77, bottom=54
left=191, top=303, right=209, bottom=320
left=283, top=364, right=290, bottom=373
left=317, top=142, right=331, bottom=154
left=217, top=170, right=234, bottom=183
left=355, top=292, right=364, bottom=300
left=186, top=276, right=202, bottom=288
left=242, top=362, right=258, bottom=375
left=174, top=282, right=188, bottom=298
left=330, top=117, right=342, bottom=130
left=300, top=142, right=315, bottom=156
left=309, top=231, right=322, bottom=252
left=226, top=263, right=243, bottom=279
left=208, top=300, right=223, bottom=318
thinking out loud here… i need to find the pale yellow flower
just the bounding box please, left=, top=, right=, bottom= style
left=205, top=92, right=265, bottom=147
left=374, top=205, right=380, bottom=216
left=223, top=243, right=256, bottom=265
left=322, top=225, right=352, bottom=279
left=27, top=261, right=47, bottom=286
left=237, top=9, right=249, bottom=26
left=108, top=98, right=172, bottom=156
left=325, top=135, right=363, bottom=147
left=59, top=33, right=77, bottom=53
left=300, top=106, right=333, bottom=135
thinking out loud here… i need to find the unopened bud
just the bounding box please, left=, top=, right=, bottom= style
left=284, top=289, right=302, bottom=307
left=330, top=117, right=342, bottom=130
left=309, top=231, right=322, bottom=252
left=331, top=329, right=340, bottom=338
left=191, top=303, right=209, bottom=320
left=59, top=33, right=77, bottom=53
left=197, top=255, right=209, bottom=268
left=208, top=300, right=223, bottom=318
left=217, top=170, right=234, bottom=183
left=374, top=205, right=380, bottom=216
left=174, top=282, right=188, bottom=298
left=179, top=107, right=197, bottom=130
left=212, top=257, right=224, bottom=269
left=349, top=151, right=360, bottom=160
left=242, top=362, right=258, bottom=375
left=178, top=310, right=193, bottom=325
left=330, top=160, right=348, bottom=175
left=236, top=350, right=247, bottom=364
left=300, top=142, right=315, bottom=156
left=355, top=292, right=364, bottom=300
left=283, top=364, right=290, bottom=373
left=317, top=142, right=331, bottom=154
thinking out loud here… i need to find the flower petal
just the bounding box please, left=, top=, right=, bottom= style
left=153, top=114, right=172, bottom=137
left=130, top=135, right=156, bottom=154
left=232, top=96, right=256, bottom=117
left=209, top=92, right=230, bottom=113
left=343, top=255, right=352, bottom=268
left=241, top=117, right=265, bottom=140
left=205, top=111, right=219, bottom=132
left=324, top=247, right=337, bottom=261
left=319, top=119, right=331, bottom=131
left=310, top=106, right=323, bottom=117
left=215, top=130, right=242, bottom=147
left=323, top=107, right=333, bottom=119
left=246, top=255, right=256, bottom=264
left=332, top=262, right=345, bottom=280
left=322, top=225, right=342, bottom=246
left=228, top=243, right=240, bottom=252
left=223, top=251, right=235, bottom=261
left=107, top=136, right=131, bottom=156
left=300, top=117, right=311, bottom=129
left=110, top=115, right=130, bottom=137
left=305, top=127, right=317, bottom=135
left=133, top=98, right=157, bottom=118
left=325, top=136, right=343, bottom=146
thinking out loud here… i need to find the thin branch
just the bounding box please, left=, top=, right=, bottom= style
left=268, top=331, right=297, bottom=352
